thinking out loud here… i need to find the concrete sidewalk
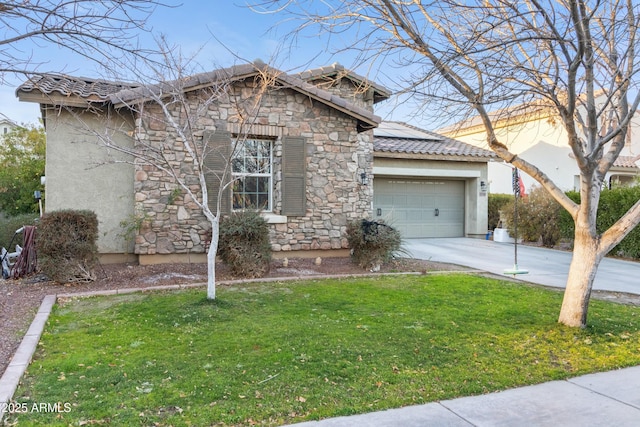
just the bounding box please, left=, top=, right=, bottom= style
left=290, top=366, right=640, bottom=426
left=285, top=238, right=640, bottom=426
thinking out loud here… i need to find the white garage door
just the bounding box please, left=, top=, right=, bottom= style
left=373, top=178, right=465, bottom=238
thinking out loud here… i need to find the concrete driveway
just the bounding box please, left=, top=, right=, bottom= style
left=404, top=237, right=640, bottom=295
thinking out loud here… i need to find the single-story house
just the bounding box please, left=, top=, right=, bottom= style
left=17, top=62, right=493, bottom=264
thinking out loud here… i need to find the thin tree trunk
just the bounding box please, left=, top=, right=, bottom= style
left=207, top=217, right=219, bottom=300
left=557, top=228, right=602, bottom=327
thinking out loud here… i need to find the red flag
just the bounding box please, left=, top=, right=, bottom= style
left=518, top=175, right=526, bottom=197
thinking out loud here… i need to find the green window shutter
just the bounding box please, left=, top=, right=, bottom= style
left=203, top=130, right=231, bottom=215
left=282, top=137, right=306, bottom=216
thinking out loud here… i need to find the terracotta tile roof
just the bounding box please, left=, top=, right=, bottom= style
left=614, top=155, right=640, bottom=169
left=374, top=121, right=496, bottom=159
left=17, top=63, right=382, bottom=130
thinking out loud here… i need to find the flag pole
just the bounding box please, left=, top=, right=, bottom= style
left=504, top=167, right=528, bottom=276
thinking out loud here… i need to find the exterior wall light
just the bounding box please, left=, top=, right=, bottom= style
left=360, top=172, right=369, bottom=185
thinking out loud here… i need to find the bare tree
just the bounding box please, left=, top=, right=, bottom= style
left=257, top=0, right=640, bottom=327
left=61, top=52, right=279, bottom=299
left=0, top=0, right=169, bottom=81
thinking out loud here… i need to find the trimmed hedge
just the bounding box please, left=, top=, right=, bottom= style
left=346, top=219, right=401, bottom=270
left=561, top=187, right=640, bottom=258
left=218, top=210, right=271, bottom=278
left=38, top=210, right=99, bottom=283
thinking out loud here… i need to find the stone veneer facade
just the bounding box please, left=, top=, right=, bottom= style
left=133, top=79, right=374, bottom=256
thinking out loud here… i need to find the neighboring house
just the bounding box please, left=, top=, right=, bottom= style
left=372, top=122, right=495, bottom=238
left=0, top=118, right=16, bottom=136
left=439, top=101, right=640, bottom=194
left=16, top=63, right=493, bottom=264
left=0, top=118, right=17, bottom=150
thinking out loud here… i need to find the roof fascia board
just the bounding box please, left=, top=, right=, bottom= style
left=373, top=151, right=494, bottom=162
left=17, top=91, right=93, bottom=108
left=373, top=166, right=481, bottom=178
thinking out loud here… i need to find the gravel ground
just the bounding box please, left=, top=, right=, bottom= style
left=0, top=257, right=468, bottom=379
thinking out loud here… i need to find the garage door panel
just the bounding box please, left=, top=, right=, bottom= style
left=374, top=178, right=465, bottom=238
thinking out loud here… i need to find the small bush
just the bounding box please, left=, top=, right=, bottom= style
left=38, top=210, right=99, bottom=283
left=346, top=219, right=401, bottom=270
left=488, top=194, right=513, bottom=230
left=502, top=187, right=562, bottom=247
left=218, top=210, right=271, bottom=278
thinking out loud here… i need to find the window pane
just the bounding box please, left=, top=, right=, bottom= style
left=246, top=194, right=258, bottom=209
left=257, top=177, right=270, bottom=192
left=258, top=194, right=269, bottom=209
left=246, top=157, right=258, bottom=173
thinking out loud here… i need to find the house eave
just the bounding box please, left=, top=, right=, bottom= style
left=374, top=151, right=494, bottom=162
left=17, top=90, right=95, bottom=108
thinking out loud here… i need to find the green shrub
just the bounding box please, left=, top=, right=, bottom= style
left=558, top=191, right=579, bottom=240
left=218, top=210, right=271, bottom=278
left=488, top=194, right=513, bottom=230
left=598, top=187, right=640, bottom=258
left=501, top=186, right=562, bottom=247
left=38, top=210, right=99, bottom=283
left=559, top=187, right=640, bottom=258
left=0, top=212, right=38, bottom=249
left=346, top=219, right=401, bottom=270
left=597, top=187, right=640, bottom=258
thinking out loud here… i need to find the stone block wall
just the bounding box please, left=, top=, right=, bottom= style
left=132, top=81, right=373, bottom=255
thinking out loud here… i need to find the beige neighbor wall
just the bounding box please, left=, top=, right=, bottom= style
left=373, top=157, right=489, bottom=237
left=448, top=116, right=576, bottom=194
left=43, top=107, right=136, bottom=262
left=446, top=97, right=640, bottom=194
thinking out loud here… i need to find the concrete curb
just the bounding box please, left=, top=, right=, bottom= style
left=0, top=294, right=55, bottom=421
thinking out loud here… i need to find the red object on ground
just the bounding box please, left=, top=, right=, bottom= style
left=10, top=226, right=37, bottom=279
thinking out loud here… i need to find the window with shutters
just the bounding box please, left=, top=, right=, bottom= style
left=231, top=138, right=273, bottom=211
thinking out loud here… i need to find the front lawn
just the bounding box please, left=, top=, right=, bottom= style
left=6, top=274, right=640, bottom=426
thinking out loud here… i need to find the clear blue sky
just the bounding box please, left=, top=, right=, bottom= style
left=1, top=2, right=408, bottom=126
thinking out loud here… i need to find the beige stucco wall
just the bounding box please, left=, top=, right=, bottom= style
left=448, top=117, right=577, bottom=193
left=373, top=157, right=489, bottom=236
left=446, top=101, right=640, bottom=193
left=43, top=107, right=135, bottom=255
